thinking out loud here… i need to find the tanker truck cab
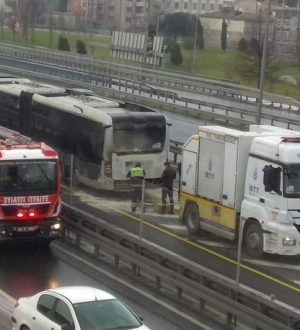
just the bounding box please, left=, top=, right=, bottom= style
left=180, top=125, right=300, bottom=258
left=241, top=135, right=300, bottom=256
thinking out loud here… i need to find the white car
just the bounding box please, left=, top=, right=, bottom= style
left=12, top=286, right=150, bottom=330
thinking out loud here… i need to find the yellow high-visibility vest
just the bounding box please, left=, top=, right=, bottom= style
left=130, top=167, right=144, bottom=178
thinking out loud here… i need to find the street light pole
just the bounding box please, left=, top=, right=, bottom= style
left=156, top=12, right=160, bottom=35
left=256, top=0, right=272, bottom=125
left=235, top=217, right=244, bottom=284
left=139, top=179, right=146, bottom=240
left=192, top=17, right=198, bottom=73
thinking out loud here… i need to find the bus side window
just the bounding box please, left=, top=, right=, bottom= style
left=0, top=93, right=19, bottom=129
left=31, top=103, right=48, bottom=138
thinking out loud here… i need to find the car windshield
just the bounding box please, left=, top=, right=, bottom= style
left=0, top=160, right=57, bottom=195
left=74, top=299, right=142, bottom=330
left=283, top=164, right=300, bottom=197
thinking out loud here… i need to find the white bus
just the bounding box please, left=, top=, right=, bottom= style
left=0, top=81, right=170, bottom=191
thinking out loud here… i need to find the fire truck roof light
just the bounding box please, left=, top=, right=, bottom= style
left=41, top=144, right=57, bottom=157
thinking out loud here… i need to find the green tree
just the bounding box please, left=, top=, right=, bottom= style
left=198, top=20, right=204, bottom=50
left=193, top=16, right=204, bottom=50
left=58, top=35, right=70, bottom=51
left=221, top=19, right=227, bottom=50
left=160, top=13, right=194, bottom=41
left=170, top=43, right=183, bottom=65
left=76, top=39, right=87, bottom=54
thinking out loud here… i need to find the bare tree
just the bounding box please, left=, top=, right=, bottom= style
left=237, top=14, right=280, bottom=89
left=17, top=0, right=34, bottom=43
left=5, top=15, right=17, bottom=41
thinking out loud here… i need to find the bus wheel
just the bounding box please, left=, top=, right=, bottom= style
left=245, top=221, right=263, bottom=258
left=185, top=203, right=200, bottom=235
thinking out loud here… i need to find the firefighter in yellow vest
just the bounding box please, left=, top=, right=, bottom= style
left=127, top=162, right=145, bottom=213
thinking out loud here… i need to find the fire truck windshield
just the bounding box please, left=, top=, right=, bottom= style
left=0, top=160, right=57, bottom=196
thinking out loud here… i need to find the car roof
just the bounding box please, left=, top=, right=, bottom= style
left=47, top=286, right=116, bottom=304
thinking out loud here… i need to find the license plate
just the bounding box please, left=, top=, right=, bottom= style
left=13, top=226, right=38, bottom=232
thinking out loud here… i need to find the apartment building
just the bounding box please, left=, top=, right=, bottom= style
left=160, top=0, right=235, bottom=15
left=69, top=0, right=97, bottom=22
left=272, top=2, right=300, bottom=59
left=97, top=0, right=154, bottom=32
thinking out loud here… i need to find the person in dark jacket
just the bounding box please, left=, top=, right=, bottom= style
left=127, top=162, right=145, bottom=213
left=161, top=161, right=176, bottom=214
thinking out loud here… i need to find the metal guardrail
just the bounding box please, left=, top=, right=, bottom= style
left=0, top=42, right=299, bottom=111
left=61, top=203, right=300, bottom=330
left=2, top=56, right=300, bottom=132
left=169, top=139, right=183, bottom=163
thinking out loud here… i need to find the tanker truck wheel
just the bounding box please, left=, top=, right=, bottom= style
left=184, top=203, right=200, bottom=235
left=245, top=221, right=263, bottom=258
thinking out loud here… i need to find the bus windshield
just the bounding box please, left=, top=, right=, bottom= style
left=112, top=113, right=166, bottom=154
left=0, top=160, right=57, bottom=196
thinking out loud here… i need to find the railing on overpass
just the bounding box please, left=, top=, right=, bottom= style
left=1, top=55, right=300, bottom=132
left=61, top=203, right=300, bottom=330
left=169, top=139, right=183, bottom=164
left=0, top=42, right=299, bottom=111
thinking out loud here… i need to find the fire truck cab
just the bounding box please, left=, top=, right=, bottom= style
left=0, top=126, right=61, bottom=243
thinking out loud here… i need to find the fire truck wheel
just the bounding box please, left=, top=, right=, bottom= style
left=185, top=203, right=200, bottom=235
left=245, top=221, right=263, bottom=258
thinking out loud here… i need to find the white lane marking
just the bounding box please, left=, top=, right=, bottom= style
left=160, top=224, right=187, bottom=230
left=161, top=226, right=237, bottom=249
left=147, top=213, right=178, bottom=218
left=244, top=259, right=300, bottom=271
left=53, top=244, right=214, bottom=330
left=197, top=240, right=235, bottom=249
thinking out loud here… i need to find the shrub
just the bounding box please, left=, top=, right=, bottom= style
left=76, top=39, right=87, bottom=54
left=238, top=37, right=248, bottom=52
left=170, top=43, right=183, bottom=65
left=58, top=35, right=70, bottom=52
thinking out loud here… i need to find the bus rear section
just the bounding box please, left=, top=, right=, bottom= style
left=0, top=127, right=61, bottom=244
left=73, top=112, right=169, bottom=191
left=108, top=112, right=169, bottom=191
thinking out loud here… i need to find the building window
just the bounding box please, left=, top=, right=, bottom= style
left=175, top=2, right=179, bottom=9
left=136, top=6, right=143, bottom=14
left=210, top=3, right=214, bottom=10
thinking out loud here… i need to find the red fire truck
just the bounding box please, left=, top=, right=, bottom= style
left=0, top=126, right=61, bottom=243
